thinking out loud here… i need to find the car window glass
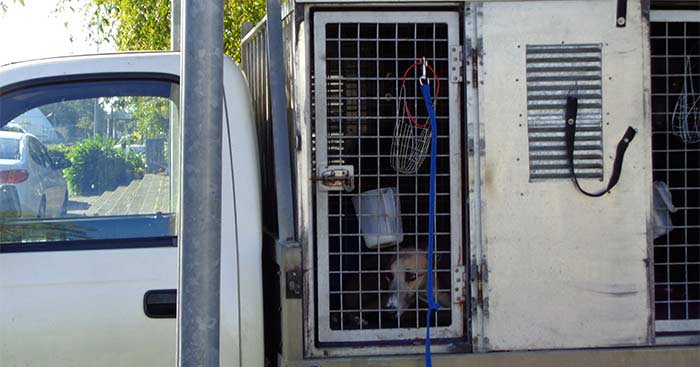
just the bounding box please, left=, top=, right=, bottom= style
left=0, top=138, right=20, bottom=159
left=36, top=142, right=54, bottom=168
left=0, top=78, right=179, bottom=243
left=27, top=139, right=48, bottom=168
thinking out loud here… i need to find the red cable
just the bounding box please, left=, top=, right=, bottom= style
left=401, top=61, right=440, bottom=128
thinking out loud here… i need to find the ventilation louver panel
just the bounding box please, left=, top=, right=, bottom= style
left=526, top=43, right=604, bottom=180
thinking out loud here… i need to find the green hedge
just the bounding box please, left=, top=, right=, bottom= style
left=61, top=136, right=145, bottom=196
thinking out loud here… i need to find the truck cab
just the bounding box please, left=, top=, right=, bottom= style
left=0, top=53, right=264, bottom=367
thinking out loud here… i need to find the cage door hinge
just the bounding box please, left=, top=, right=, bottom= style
left=285, top=270, right=302, bottom=299
left=471, top=259, right=489, bottom=317
left=452, top=265, right=467, bottom=304
left=449, top=45, right=463, bottom=84
left=313, top=165, right=355, bottom=192
left=471, top=48, right=479, bottom=89
left=465, top=38, right=482, bottom=89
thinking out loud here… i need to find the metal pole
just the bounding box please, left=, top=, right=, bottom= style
left=170, top=0, right=180, bottom=213
left=171, top=0, right=181, bottom=51
left=265, top=0, right=296, bottom=243
left=177, top=0, right=223, bottom=366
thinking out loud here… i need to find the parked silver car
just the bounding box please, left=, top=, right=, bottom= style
left=0, top=131, right=69, bottom=217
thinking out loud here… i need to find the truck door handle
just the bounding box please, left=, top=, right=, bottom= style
left=143, top=289, right=176, bottom=318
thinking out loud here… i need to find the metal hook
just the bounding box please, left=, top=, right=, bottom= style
left=419, top=56, right=429, bottom=85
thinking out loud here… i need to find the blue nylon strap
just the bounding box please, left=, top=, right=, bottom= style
left=420, top=82, right=440, bottom=367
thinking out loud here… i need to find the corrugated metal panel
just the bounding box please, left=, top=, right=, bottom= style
left=526, top=43, right=604, bottom=180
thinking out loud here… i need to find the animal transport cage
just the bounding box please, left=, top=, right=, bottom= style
left=313, top=11, right=464, bottom=343
left=242, top=0, right=699, bottom=364
left=649, top=10, right=700, bottom=338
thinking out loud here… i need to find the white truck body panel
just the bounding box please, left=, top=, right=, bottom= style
left=0, top=53, right=263, bottom=367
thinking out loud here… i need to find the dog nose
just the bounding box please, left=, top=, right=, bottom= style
left=385, top=294, right=399, bottom=309
left=385, top=295, right=403, bottom=319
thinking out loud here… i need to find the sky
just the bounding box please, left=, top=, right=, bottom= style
left=0, top=0, right=114, bottom=66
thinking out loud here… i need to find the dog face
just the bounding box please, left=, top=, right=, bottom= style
left=384, top=252, right=428, bottom=318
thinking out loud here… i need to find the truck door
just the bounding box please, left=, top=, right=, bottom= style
left=0, top=69, right=181, bottom=366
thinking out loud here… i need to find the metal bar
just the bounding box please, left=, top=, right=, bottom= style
left=177, top=0, right=223, bottom=366
left=468, top=4, right=486, bottom=351
left=266, top=0, right=296, bottom=244
left=171, top=0, right=181, bottom=51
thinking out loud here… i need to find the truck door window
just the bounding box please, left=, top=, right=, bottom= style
left=0, top=77, right=179, bottom=243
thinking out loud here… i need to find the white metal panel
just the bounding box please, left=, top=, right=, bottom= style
left=222, top=57, right=265, bottom=367
left=478, top=0, right=651, bottom=350
left=0, top=248, right=178, bottom=367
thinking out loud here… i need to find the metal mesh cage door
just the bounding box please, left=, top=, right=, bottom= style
left=650, top=16, right=700, bottom=334
left=313, top=11, right=464, bottom=344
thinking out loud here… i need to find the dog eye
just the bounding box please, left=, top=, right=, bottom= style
left=405, top=272, right=417, bottom=282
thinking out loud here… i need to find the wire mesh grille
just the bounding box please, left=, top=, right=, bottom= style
left=650, top=20, right=700, bottom=328
left=319, top=21, right=455, bottom=334
left=526, top=44, right=604, bottom=180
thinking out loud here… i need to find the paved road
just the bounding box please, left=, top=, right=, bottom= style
left=66, top=173, right=170, bottom=216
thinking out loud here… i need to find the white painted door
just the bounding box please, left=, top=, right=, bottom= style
left=472, top=0, right=651, bottom=351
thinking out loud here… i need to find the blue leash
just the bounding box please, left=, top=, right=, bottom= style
left=420, top=81, right=440, bottom=367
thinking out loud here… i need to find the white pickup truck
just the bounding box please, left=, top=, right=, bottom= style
left=0, top=53, right=264, bottom=367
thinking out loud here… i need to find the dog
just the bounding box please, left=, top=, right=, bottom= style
left=329, top=245, right=451, bottom=330
left=383, top=248, right=451, bottom=320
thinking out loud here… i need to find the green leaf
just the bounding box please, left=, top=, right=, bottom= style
left=57, top=0, right=267, bottom=61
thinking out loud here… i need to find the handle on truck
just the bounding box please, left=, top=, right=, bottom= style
left=144, top=289, right=177, bottom=318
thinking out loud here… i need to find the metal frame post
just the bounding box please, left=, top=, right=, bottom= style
left=171, top=0, right=181, bottom=51
left=177, top=1, right=223, bottom=366
left=266, top=0, right=296, bottom=244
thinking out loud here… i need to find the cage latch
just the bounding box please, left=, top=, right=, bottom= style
left=313, top=165, right=355, bottom=192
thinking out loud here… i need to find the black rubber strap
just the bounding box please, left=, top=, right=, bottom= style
left=616, top=0, right=628, bottom=27
left=564, top=96, right=637, bottom=197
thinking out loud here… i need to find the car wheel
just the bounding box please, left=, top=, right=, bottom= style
left=37, top=196, right=46, bottom=218
left=60, top=191, right=68, bottom=216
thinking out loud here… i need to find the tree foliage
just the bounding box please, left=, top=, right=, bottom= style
left=59, top=0, right=267, bottom=62
left=0, top=0, right=24, bottom=14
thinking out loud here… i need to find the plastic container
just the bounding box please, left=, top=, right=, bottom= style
left=352, top=187, right=404, bottom=248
